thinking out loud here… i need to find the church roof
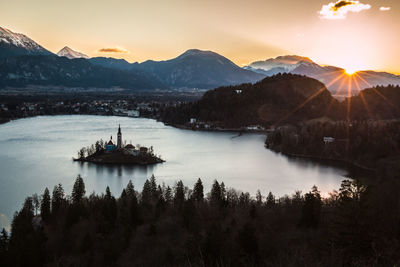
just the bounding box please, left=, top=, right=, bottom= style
left=125, top=144, right=135, bottom=149
left=107, top=140, right=114, bottom=145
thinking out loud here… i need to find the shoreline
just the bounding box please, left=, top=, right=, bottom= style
left=73, top=157, right=165, bottom=166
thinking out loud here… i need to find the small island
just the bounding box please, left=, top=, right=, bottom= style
left=73, top=125, right=164, bottom=165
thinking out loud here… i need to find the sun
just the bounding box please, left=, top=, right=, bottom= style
left=344, top=67, right=358, bottom=75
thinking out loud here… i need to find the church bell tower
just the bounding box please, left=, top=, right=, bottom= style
left=117, top=124, right=122, bottom=149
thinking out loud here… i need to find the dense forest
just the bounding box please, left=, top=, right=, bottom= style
left=1, top=174, right=400, bottom=266
left=160, top=74, right=400, bottom=128
left=266, top=120, right=400, bottom=176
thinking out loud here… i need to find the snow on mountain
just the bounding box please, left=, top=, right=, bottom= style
left=57, top=46, right=89, bottom=59
left=247, top=55, right=314, bottom=72
left=0, top=26, right=50, bottom=54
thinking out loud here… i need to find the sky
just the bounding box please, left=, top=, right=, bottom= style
left=1, top=0, right=399, bottom=73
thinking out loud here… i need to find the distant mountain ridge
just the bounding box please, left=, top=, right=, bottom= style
left=90, top=49, right=264, bottom=89
left=0, top=55, right=165, bottom=90
left=245, top=56, right=400, bottom=97
left=57, top=46, right=89, bottom=59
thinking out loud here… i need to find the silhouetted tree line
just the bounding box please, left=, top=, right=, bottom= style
left=266, top=120, right=400, bottom=176
left=1, top=174, right=400, bottom=266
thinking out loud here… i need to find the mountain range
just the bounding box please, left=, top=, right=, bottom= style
left=0, top=26, right=399, bottom=95
left=245, top=56, right=400, bottom=98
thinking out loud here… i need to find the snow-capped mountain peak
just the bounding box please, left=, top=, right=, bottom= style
left=0, top=26, right=50, bottom=53
left=57, top=46, right=89, bottom=59
left=246, top=55, right=315, bottom=72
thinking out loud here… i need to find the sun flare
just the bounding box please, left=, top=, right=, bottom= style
left=344, top=67, right=358, bottom=75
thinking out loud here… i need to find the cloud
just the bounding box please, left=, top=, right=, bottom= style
left=98, top=47, right=128, bottom=53
left=379, top=6, right=391, bottom=11
left=319, top=1, right=371, bottom=19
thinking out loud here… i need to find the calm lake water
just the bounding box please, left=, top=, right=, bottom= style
left=0, top=115, right=348, bottom=230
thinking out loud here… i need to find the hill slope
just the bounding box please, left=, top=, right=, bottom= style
left=161, top=73, right=341, bottom=127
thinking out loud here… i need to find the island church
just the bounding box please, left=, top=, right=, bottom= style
left=105, top=124, right=123, bottom=151
left=105, top=125, right=147, bottom=156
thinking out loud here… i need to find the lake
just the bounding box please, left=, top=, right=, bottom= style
left=0, top=115, right=348, bottom=230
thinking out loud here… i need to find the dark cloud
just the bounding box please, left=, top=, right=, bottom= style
left=98, top=47, right=128, bottom=53
left=331, top=1, right=354, bottom=12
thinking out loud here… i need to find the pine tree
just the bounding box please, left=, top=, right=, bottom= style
left=40, top=188, right=51, bottom=221
left=51, top=184, right=64, bottom=214
left=164, top=186, right=173, bottom=203
left=0, top=228, right=8, bottom=253
left=141, top=180, right=152, bottom=205
left=210, top=180, right=222, bottom=205
left=71, top=174, right=86, bottom=204
left=149, top=174, right=158, bottom=201
left=192, top=178, right=204, bottom=202
left=256, top=190, right=263, bottom=205
left=300, top=185, right=322, bottom=228
left=266, top=191, right=275, bottom=207
left=174, top=180, right=185, bottom=206
left=126, top=180, right=135, bottom=199
left=220, top=182, right=226, bottom=202
left=105, top=186, right=112, bottom=200
left=32, top=193, right=40, bottom=216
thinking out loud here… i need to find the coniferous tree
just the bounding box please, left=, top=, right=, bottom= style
left=0, top=228, right=8, bottom=253
left=141, top=180, right=152, bottom=206
left=300, top=185, right=321, bottom=228
left=0, top=228, right=8, bottom=266
left=220, top=182, right=226, bottom=202
left=266, top=191, right=275, bottom=207
left=40, top=187, right=51, bottom=221
left=149, top=174, right=158, bottom=201
left=192, top=178, right=204, bottom=202
left=210, top=180, right=222, bottom=205
left=71, top=174, right=86, bottom=204
left=32, top=193, right=40, bottom=215
left=164, top=186, right=173, bottom=204
left=51, top=184, right=64, bottom=214
left=105, top=186, right=112, bottom=200
left=126, top=180, right=135, bottom=199
left=256, top=190, right=263, bottom=205
left=174, top=180, right=185, bottom=206
left=104, top=186, right=117, bottom=227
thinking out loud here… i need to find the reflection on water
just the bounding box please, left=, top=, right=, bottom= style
left=0, top=115, right=349, bottom=230
left=77, top=162, right=155, bottom=178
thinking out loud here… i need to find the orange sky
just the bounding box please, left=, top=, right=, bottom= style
left=1, top=0, right=399, bottom=73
